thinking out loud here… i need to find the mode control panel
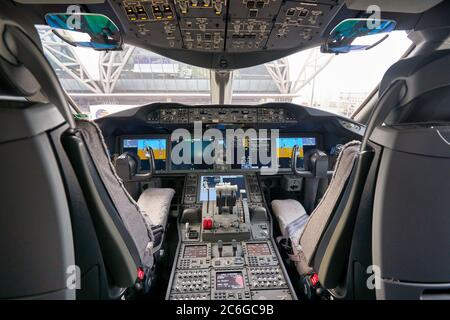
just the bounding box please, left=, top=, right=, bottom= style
left=147, top=107, right=298, bottom=124
left=160, top=108, right=189, bottom=123
left=258, top=108, right=297, bottom=123
left=190, top=108, right=258, bottom=123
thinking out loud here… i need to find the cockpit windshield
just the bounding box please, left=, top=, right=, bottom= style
left=36, top=26, right=411, bottom=119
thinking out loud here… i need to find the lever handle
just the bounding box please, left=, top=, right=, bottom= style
left=217, top=240, right=223, bottom=257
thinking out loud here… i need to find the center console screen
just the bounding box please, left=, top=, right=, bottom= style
left=198, top=175, right=246, bottom=201
left=216, top=272, right=245, bottom=290
left=183, top=245, right=208, bottom=258
left=122, top=138, right=167, bottom=171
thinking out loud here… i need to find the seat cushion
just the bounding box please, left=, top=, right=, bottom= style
left=271, top=199, right=308, bottom=245
left=138, top=188, right=175, bottom=229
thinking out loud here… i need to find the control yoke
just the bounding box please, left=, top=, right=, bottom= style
left=116, top=146, right=155, bottom=182
left=291, top=145, right=328, bottom=177
left=291, top=145, right=301, bottom=175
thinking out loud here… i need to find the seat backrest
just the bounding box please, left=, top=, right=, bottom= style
left=74, top=119, right=154, bottom=267
left=0, top=6, right=75, bottom=299
left=367, top=49, right=450, bottom=299
left=298, top=141, right=361, bottom=269
left=317, top=49, right=450, bottom=299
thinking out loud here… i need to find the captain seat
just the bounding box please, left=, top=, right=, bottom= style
left=114, top=149, right=175, bottom=230
left=75, top=119, right=175, bottom=233
left=0, top=5, right=174, bottom=298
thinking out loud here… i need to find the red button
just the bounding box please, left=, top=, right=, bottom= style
left=310, top=273, right=319, bottom=286
left=137, top=267, right=145, bottom=281
left=203, top=218, right=213, bottom=230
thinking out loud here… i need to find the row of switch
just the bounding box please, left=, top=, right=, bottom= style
left=249, top=267, right=287, bottom=289
left=213, top=291, right=251, bottom=300
left=174, top=270, right=210, bottom=293
left=171, top=293, right=210, bottom=300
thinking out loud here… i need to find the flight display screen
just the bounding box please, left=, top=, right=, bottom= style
left=216, top=272, right=245, bottom=290
left=231, top=136, right=270, bottom=170
left=171, top=138, right=223, bottom=171
left=198, top=175, right=246, bottom=202
left=229, top=136, right=318, bottom=170
left=276, top=137, right=317, bottom=169
left=183, top=245, right=208, bottom=258
left=122, top=138, right=167, bottom=171
left=246, top=243, right=271, bottom=256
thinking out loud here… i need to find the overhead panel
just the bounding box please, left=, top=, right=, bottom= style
left=228, top=0, right=283, bottom=19
left=110, top=0, right=343, bottom=55
left=226, top=0, right=279, bottom=52
left=174, top=0, right=227, bottom=52
left=266, top=1, right=337, bottom=50
left=116, top=0, right=183, bottom=48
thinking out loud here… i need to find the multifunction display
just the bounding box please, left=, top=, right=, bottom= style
left=216, top=272, right=245, bottom=290
left=122, top=138, right=167, bottom=171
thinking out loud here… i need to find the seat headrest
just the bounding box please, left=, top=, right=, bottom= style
left=0, top=3, right=75, bottom=127
left=380, top=49, right=450, bottom=96
left=0, top=20, right=41, bottom=98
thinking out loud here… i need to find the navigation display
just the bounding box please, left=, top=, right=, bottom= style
left=276, top=137, right=317, bottom=169
left=229, top=136, right=318, bottom=170
left=246, top=243, right=271, bottom=256
left=122, top=138, right=167, bottom=171
left=183, top=245, right=208, bottom=258
left=199, top=175, right=246, bottom=202
left=216, top=272, right=245, bottom=290
left=231, top=136, right=270, bottom=170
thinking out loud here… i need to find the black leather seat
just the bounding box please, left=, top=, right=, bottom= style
left=0, top=7, right=76, bottom=299
left=272, top=49, right=450, bottom=300
left=0, top=6, right=164, bottom=299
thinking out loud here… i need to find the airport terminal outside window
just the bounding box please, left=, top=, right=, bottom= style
left=37, top=26, right=411, bottom=119
left=232, top=31, right=412, bottom=116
